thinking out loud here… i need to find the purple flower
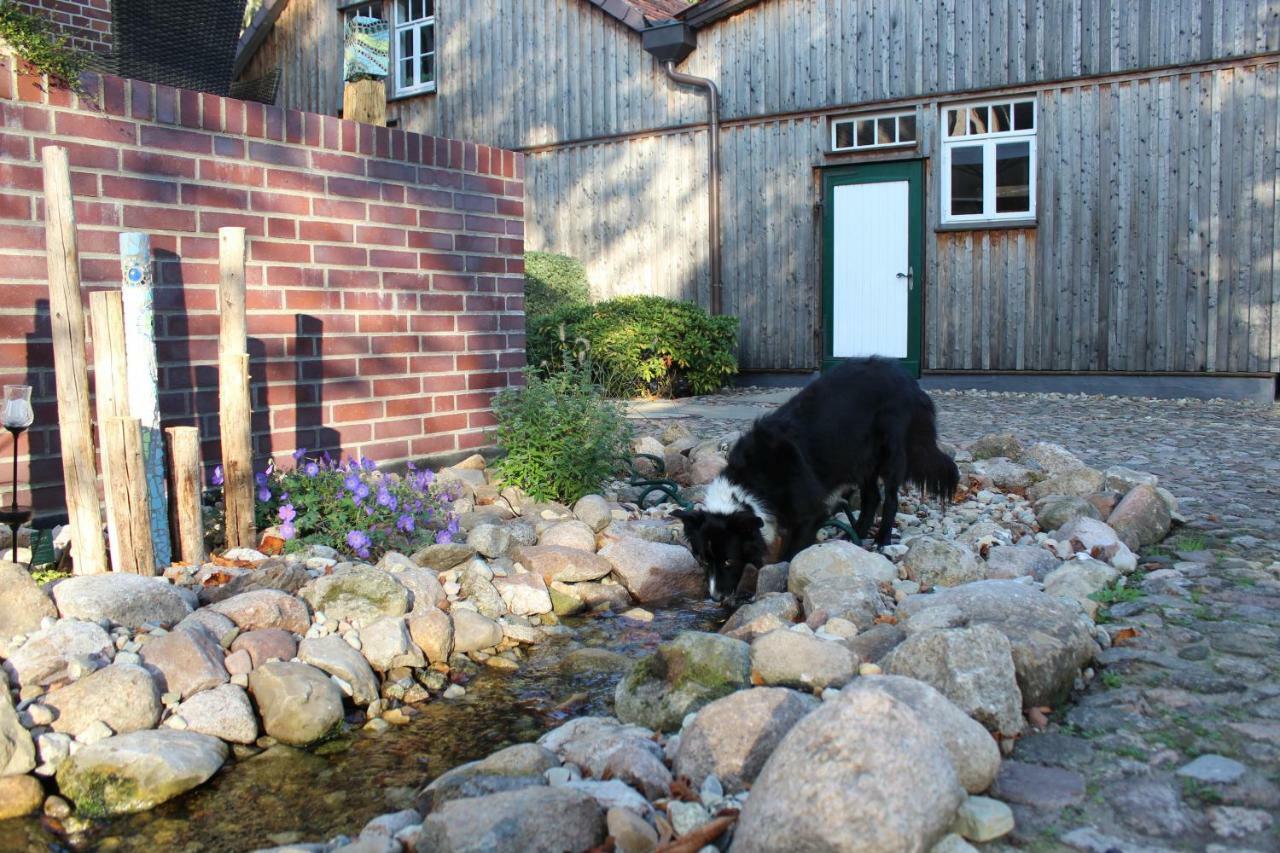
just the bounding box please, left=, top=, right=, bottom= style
left=446, top=516, right=460, bottom=535
left=434, top=529, right=453, bottom=545
left=255, top=471, right=269, bottom=487
left=257, top=486, right=271, bottom=502
left=344, top=473, right=361, bottom=492
left=360, top=457, right=377, bottom=472
left=364, top=505, right=374, bottom=517
left=322, top=451, right=333, bottom=467
left=305, top=462, right=320, bottom=478
left=355, top=483, right=370, bottom=500
left=292, top=447, right=307, bottom=461
left=210, top=465, right=224, bottom=486
left=279, top=521, right=296, bottom=540
left=346, top=529, right=371, bottom=559
left=397, top=514, right=415, bottom=533
left=278, top=504, right=297, bottom=523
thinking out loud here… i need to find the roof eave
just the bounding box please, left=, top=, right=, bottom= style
left=233, top=0, right=291, bottom=79
left=678, top=0, right=765, bottom=28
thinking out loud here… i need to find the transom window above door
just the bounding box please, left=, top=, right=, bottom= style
left=830, top=110, right=918, bottom=152
left=940, top=98, right=1036, bottom=224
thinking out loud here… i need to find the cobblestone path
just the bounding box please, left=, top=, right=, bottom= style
left=632, top=389, right=1280, bottom=851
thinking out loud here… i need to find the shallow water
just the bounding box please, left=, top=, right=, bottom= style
left=1, top=602, right=725, bottom=853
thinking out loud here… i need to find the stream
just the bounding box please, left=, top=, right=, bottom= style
left=1, top=602, right=724, bottom=853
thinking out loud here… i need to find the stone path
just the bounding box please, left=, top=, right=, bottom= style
left=632, top=388, right=1280, bottom=851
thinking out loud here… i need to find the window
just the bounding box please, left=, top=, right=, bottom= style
left=394, top=0, right=435, bottom=96
left=831, top=110, right=918, bottom=152
left=940, top=98, right=1036, bottom=224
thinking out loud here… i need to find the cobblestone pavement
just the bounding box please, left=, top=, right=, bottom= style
left=632, top=389, right=1280, bottom=851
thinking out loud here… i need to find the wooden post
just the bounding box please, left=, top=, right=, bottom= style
left=218, top=228, right=254, bottom=550
left=41, top=146, right=107, bottom=574
left=119, top=232, right=171, bottom=568
left=102, top=417, right=155, bottom=574
left=343, top=78, right=386, bottom=126
left=89, top=290, right=129, bottom=571
left=165, top=426, right=206, bottom=566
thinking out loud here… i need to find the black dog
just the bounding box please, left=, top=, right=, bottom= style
left=674, top=357, right=959, bottom=601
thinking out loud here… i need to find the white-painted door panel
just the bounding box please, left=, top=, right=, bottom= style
left=832, top=181, right=909, bottom=358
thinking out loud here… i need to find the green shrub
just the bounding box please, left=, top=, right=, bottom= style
left=524, top=251, right=591, bottom=319
left=491, top=363, right=633, bottom=504
left=0, top=1, right=89, bottom=90
left=529, top=296, right=738, bottom=397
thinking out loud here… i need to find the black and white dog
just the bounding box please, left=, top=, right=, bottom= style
left=675, top=357, right=959, bottom=601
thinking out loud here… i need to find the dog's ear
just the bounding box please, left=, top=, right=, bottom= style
left=730, top=509, right=764, bottom=534
left=671, top=508, right=706, bottom=536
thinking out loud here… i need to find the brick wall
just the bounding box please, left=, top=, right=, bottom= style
left=0, top=52, right=526, bottom=513
left=13, top=0, right=113, bottom=55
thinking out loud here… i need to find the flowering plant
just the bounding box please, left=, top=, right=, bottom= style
left=227, top=449, right=458, bottom=560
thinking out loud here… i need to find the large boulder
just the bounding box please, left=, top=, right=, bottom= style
left=450, top=609, right=503, bottom=653
left=415, top=743, right=557, bottom=813
left=299, top=567, right=410, bottom=627
left=248, top=661, right=345, bottom=746
left=845, top=676, right=1001, bottom=794
left=1022, top=442, right=1085, bottom=476
left=44, top=663, right=162, bottom=737
left=719, top=592, right=800, bottom=641
left=2, top=619, right=113, bottom=687
left=407, top=610, right=454, bottom=663
left=360, top=617, right=425, bottom=671
left=197, top=559, right=310, bottom=605
left=674, top=687, right=819, bottom=792
left=1034, top=495, right=1102, bottom=532
left=229, top=628, right=297, bottom=668
left=984, top=546, right=1061, bottom=581
left=750, top=629, right=858, bottom=691
left=538, top=717, right=665, bottom=783
left=572, top=495, right=613, bottom=533
left=51, top=574, right=191, bottom=629
left=898, top=580, right=1099, bottom=707
left=0, top=560, right=57, bottom=655
left=512, top=545, right=613, bottom=584
left=970, top=457, right=1036, bottom=491
left=492, top=573, right=552, bottom=616
left=1055, top=517, right=1131, bottom=563
left=169, top=684, right=258, bottom=744
left=412, top=543, right=476, bottom=571
left=730, top=688, right=966, bottom=853
left=1042, top=557, right=1119, bottom=619
left=467, top=524, right=513, bottom=559
left=614, top=632, right=751, bottom=731
left=209, top=590, right=310, bottom=634
left=459, top=564, right=507, bottom=619
left=538, top=520, right=598, bottom=552
left=0, top=774, right=43, bottom=819
left=388, top=567, right=446, bottom=613
left=1, top=693, right=36, bottom=776
left=55, top=730, right=227, bottom=816
left=790, top=540, right=897, bottom=589
left=1107, top=484, right=1172, bottom=549
left=140, top=625, right=229, bottom=698
left=416, top=786, right=605, bottom=853
left=599, top=538, right=704, bottom=603
left=903, top=537, right=985, bottom=588
left=1028, top=467, right=1105, bottom=502
left=298, top=635, right=380, bottom=706
left=968, top=433, right=1023, bottom=461
left=881, top=626, right=1023, bottom=737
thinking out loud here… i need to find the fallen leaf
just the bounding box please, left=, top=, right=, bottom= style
left=655, top=815, right=736, bottom=853
left=750, top=671, right=765, bottom=686
left=210, top=553, right=255, bottom=569
left=874, top=614, right=898, bottom=625
left=259, top=534, right=285, bottom=556
left=1111, top=627, right=1140, bottom=645
left=1027, top=707, right=1049, bottom=729
left=668, top=777, right=699, bottom=803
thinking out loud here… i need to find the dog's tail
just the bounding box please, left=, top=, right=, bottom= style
left=905, top=399, right=960, bottom=503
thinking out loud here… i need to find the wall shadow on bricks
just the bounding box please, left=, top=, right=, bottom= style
left=21, top=299, right=62, bottom=515
left=294, top=314, right=341, bottom=464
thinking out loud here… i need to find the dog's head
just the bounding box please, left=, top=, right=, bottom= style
left=672, top=508, right=766, bottom=603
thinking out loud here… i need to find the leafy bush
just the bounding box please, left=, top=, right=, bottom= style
left=529, top=296, right=738, bottom=397
left=491, top=363, right=634, bottom=504
left=209, top=451, right=459, bottom=560
left=0, top=1, right=88, bottom=90
left=524, top=251, right=591, bottom=319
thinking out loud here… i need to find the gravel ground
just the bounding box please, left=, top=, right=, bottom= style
left=633, top=388, right=1280, bottom=851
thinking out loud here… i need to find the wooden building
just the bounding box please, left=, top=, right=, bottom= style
left=238, top=0, right=1280, bottom=397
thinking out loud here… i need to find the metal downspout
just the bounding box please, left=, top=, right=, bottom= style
left=662, top=61, right=722, bottom=316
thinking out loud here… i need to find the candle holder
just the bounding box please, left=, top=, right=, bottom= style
left=1, top=385, right=34, bottom=563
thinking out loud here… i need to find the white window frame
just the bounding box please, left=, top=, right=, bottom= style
left=393, top=0, right=436, bottom=97
left=830, top=110, right=919, bottom=153
left=940, top=97, right=1037, bottom=225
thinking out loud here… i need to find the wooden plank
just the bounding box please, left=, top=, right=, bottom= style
left=102, top=417, right=155, bottom=575
left=165, top=426, right=207, bottom=568
left=41, top=146, right=107, bottom=574
left=218, top=228, right=254, bottom=551
left=89, top=290, right=128, bottom=572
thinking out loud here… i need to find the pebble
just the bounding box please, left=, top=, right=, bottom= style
left=442, top=685, right=465, bottom=699
left=1176, top=754, right=1247, bottom=785
left=858, top=663, right=882, bottom=676
left=951, top=796, right=1015, bottom=842
left=667, top=801, right=711, bottom=837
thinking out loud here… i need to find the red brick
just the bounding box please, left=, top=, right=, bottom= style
left=333, top=401, right=384, bottom=423
left=314, top=245, right=367, bottom=266
left=424, top=414, right=467, bottom=434
left=356, top=315, right=405, bottom=334
left=140, top=125, right=211, bottom=153
left=54, top=110, right=136, bottom=143
left=101, top=175, right=177, bottom=203
left=420, top=252, right=466, bottom=272
left=328, top=176, right=382, bottom=200
left=312, top=198, right=365, bottom=220
left=370, top=249, right=417, bottom=269
left=251, top=241, right=310, bottom=263
left=388, top=396, right=433, bottom=417
left=465, top=215, right=507, bottom=234
left=248, top=141, right=307, bottom=167
left=123, top=205, right=196, bottom=231
left=267, top=169, right=325, bottom=192
left=412, top=434, right=456, bottom=455
left=32, top=138, right=117, bottom=169
left=374, top=417, right=423, bottom=440
left=410, top=231, right=453, bottom=250
left=199, top=211, right=265, bottom=236
left=251, top=192, right=309, bottom=215
left=421, top=293, right=465, bottom=312
left=356, top=225, right=406, bottom=246
left=298, top=221, right=353, bottom=243
left=496, top=198, right=524, bottom=217
left=457, top=353, right=497, bottom=371
left=0, top=193, right=32, bottom=220
left=199, top=159, right=264, bottom=186
left=267, top=218, right=296, bottom=239
left=181, top=184, right=248, bottom=209
left=123, top=149, right=197, bottom=179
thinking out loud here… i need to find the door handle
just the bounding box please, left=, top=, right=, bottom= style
left=896, top=267, right=913, bottom=290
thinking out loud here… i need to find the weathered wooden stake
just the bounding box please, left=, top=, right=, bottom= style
left=119, top=232, right=171, bottom=567
left=343, top=78, right=386, bottom=126
left=41, top=146, right=107, bottom=574
left=102, top=416, right=155, bottom=575
left=89, top=290, right=129, bottom=571
left=165, top=426, right=206, bottom=566
left=218, top=227, right=255, bottom=550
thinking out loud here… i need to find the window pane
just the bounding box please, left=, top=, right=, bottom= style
left=1014, top=100, right=1034, bottom=130
left=423, top=53, right=435, bottom=83
left=897, top=114, right=916, bottom=143
left=856, top=119, right=874, bottom=147
left=876, top=117, right=896, bottom=145
left=422, top=24, right=434, bottom=53
left=833, top=121, right=854, bottom=149
left=950, top=145, right=984, bottom=215
left=947, top=108, right=965, bottom=136
left=991, top=103, right=1011, bottom=133
left=968, top=106, right=988, bottom=135
left=424, top=0, right=434, bottom=16
left=995, top=141, right=1031, bottom=213
left=400, top=28, right=414, bottom=86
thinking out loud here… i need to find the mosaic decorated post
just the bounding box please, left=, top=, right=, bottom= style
left=119, top=232, right=171, bottom=567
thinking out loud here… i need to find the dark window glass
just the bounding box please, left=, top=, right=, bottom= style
left=423, top=24, right=434, bottom=54
left=995, top=141, right=1031, bottom=212
left=991, top=103, right=1011, bottom=133
left=947, top=108, right=964, bottom=136
left=897, top=114, right=916, bottom=143
left=1014, top=100, right=1034, bottom=130
left=876, top=117, right=896, bottom=145
left=400, top=28, right=413, bottom=85
left=423, top=52, right=434, bottom=83
left=833, top=121, right=854, bottom=149
left=950, top=145, right=984, bottom=215
left=856, top=119, right=874, bottom=147
left=967, top=106, right=988, bottom=135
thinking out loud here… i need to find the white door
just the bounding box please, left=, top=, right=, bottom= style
left=831, top=180, right=910, bottom=358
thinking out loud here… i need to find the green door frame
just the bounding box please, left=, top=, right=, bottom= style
left=821, top=159, right=925, bottom=377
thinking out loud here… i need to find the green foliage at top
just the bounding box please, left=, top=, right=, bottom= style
left=529, top=295, right=738, bottom=398
left=0, top=1, right=88, bottom=90
left=524, top=251, right=591, bottom=319
left=491, top=359, right=633, bottom=504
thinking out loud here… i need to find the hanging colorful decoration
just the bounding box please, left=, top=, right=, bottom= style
left=344, top=15, right=390, bottom=82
